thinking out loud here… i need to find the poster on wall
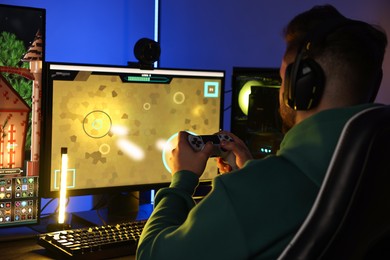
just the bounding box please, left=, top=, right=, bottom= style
left=0, top=4, right=45, bottom=227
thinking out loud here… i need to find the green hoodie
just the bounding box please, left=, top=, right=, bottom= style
left=137, top=104, right=376, bottom=260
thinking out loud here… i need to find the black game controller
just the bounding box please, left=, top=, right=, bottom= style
left=187, top=134, right=238, bottom=171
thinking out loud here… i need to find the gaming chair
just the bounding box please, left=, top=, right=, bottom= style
left=277, top=105, right=390, bottom=259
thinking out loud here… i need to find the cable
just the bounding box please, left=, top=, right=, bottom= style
left=40, top=197, right=56, bottom=214
left=224, top=105, right=231, bottom=112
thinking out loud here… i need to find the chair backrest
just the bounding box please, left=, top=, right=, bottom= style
left=278, top=105, right=390, bottom=260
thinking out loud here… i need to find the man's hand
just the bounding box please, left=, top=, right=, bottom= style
left=216, top=131, right=253, bottom=174
left=169, top=131, right=214, bottom=178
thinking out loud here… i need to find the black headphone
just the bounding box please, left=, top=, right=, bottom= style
left=283, top=18, right=379, bottom=110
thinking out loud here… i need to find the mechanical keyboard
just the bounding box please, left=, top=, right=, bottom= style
left=37, top=219, right=147, bottom=259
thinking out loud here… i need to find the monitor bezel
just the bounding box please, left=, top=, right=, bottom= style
left=39, top=61, right=225, bottom=198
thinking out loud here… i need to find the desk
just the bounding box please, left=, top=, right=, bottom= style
left=1, top=236, right=136, bottom=259
left=0, top=204, right=153, bottom=259
left=2, top=235, right=62, bottom=260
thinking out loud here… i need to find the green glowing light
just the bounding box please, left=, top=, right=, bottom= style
left=126, top=76, right=151, bottom=82
left=238, top=80, right=263, bottom=115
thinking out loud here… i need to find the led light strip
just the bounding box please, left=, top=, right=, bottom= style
left=58, top=147, right=68, bottom=224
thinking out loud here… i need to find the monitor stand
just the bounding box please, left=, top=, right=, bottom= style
left=71, top=191, right=141, bottom=227
left=106, top=191, right=140, bottom=223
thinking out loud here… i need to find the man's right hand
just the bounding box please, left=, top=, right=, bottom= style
left=216, top=131, right=253, bottom=174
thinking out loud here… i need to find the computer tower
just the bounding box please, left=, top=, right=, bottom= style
left=231, top=67, right=283, bottom=159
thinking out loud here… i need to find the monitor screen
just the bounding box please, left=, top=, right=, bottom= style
left=40, top=63, right=224, bottom=197
left=0, top=4, right=45, bottom=228
left=231, top=67, right=282, bottom=159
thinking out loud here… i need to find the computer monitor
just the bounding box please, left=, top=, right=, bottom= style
left=39, top=62, right=224, bottom=198
left=231, top=67, right=283, bottom=159
left=0, top=4, right=45, bottom=228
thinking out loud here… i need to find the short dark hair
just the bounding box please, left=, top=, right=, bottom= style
left=284, top=4, right=387, bottom=103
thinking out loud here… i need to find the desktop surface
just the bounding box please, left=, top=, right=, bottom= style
left=0, top=203, right=153, bottom=259
left=1, top=238, right=136, bottom=259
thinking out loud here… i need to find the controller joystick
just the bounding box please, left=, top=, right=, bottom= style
left=187, top=134, right=238, bottom=171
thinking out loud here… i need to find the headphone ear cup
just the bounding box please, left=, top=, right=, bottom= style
left=289, top=58, right=325, bottom=110
left=283, top=63, right=295, bottom=108
left=369, top=68, right=383, bottom=102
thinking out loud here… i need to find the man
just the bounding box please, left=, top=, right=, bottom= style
left=136, top=5, right=387, bottom=259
